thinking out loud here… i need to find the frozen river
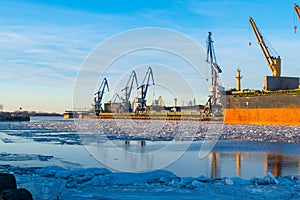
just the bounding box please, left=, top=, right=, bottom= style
left=0, top=116, right=299, bottom=179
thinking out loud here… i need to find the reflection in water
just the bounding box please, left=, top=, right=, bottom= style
left=264, top=154, right=268, bottom=175
left=211, top=152, right=219, bottom=179
left=267, top=154, right=283, bottom=177
left=208, top=152, right=297, bottom=178
left=3, top=134, right=298, bottom=179
left=115, top=141, right=300, bottom=178
left=236, top=153, right=241, bottom=177
left=124, top=140, right=146, bottom=146
left=87, top=140, right=300, bottom=178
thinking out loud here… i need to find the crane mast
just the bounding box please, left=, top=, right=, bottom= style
left=121, top=70, right=138, bottom=112
left=138, top=67, right=154, bottom=101
left=137, top=67, right=155, bottom=112
left=94, top=77, right=109, bottom=115
left=295, top=3, right=300, bottom=21
left=205, top=32, right=222, bottom=115
left=249, top=17, right=281, bottom=77
left=206, top=32, right=222, bottom=88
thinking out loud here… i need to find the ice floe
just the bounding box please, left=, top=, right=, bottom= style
left=7, top=165, right=300, bottom=199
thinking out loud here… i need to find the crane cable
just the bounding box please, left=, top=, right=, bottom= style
left=263, top=35, right=279, bottom=57
left=248, top=19, right=279, bottom=57
left=248, top=21, right=252, bottom=46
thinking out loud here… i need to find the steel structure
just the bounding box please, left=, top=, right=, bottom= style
left=295, top=3, right=300, bottom=21
left=137, top=67, right=155, bottom=112
left=206, top=32, right=222, bottom=86
left=121, top=70, right=138, bottom=112
left=111, top=93, right=121, bottom=103
left=94, top=77, right=109, bottom=115
left=249, top=17, right=281, bottom=77
left=205, top=32, right=223, bottom=115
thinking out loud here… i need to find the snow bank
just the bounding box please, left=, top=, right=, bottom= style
left=31, top=165, right=300, bottom=188
left=11, top=166, right=300, bottom=199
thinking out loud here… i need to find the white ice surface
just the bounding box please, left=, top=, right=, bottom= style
left=9, top=165, right=300, bottom=200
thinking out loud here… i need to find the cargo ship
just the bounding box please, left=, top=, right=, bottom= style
left=224, top=17, right=300, bottom=126
left=224, top=89, right=300, bottom=126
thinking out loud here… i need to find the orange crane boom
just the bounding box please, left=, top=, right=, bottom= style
left=249, top=17, right=281, bottom=77
left=295, top=3, right=300, bottom=21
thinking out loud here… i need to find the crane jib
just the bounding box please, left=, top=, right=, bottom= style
left=249, top=17, right=281, bottom=77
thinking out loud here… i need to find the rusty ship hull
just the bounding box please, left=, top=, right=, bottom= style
left=224, top=92, right=300, bottom=126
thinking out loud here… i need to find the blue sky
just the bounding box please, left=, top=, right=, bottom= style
left=0, top=0, right=299, bottom=112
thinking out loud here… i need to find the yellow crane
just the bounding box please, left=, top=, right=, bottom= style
left=249, top=17, right=281, bottom=77
left=295, top=3, right=300, bottom=21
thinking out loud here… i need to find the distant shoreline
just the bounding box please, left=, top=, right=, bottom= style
left=1, top=111, right=63, bottom=117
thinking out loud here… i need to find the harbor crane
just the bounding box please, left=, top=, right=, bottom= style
left=205, top=32, right=223, bottom=115
left=121, top=70, right=138, bottom=112
left=249, top=17, right=281, bottom=77
left=295, top=3, right=300, bottom=21
left=94, top=77, right=109, bottom=116
left=136, top=67, right=155, bottom=112
left=110, top=93, right=122, bottom=103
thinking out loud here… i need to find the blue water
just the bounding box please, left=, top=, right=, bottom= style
left=0, top=116, right=299, bottom=179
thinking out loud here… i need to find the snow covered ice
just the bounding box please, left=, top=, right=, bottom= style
left=1, top=118, right=299, bottom=143
left=7, top=165, right=300, bottom=199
